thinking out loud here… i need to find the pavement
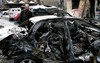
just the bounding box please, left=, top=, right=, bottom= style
left=0, top=15, right=18, bottom=27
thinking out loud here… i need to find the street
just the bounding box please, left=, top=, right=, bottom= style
left=0, top=15, right=18, bottom=27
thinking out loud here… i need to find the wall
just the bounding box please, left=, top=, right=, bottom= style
left=0, top=0, right=2, bottom=8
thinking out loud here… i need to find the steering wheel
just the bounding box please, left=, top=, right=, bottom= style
left=48, top=33, right=63, bottom=46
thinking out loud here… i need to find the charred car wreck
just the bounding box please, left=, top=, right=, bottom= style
left=0, top=15, right=100, bottom=63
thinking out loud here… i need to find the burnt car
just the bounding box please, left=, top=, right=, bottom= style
left=15, top=5, right=58, bottom=22
left=30, top=5, right=58, bottom=16
left=0, top=15, right=100, bottom=63
left=27, top=15, right=100, bottom=63
left=0, top=26, right=39, bottom=63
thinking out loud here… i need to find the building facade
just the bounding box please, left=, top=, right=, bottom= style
left=0, top=0, right=3, bottom=8
left=2, top=0, right=60, bottom=8
left=3, top=0, right=36, bottom=4
left=2, top=0, right=36, bottom=8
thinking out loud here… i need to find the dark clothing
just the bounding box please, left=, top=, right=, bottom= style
left=19, top=10, right=32, bottom=30
left=19, top=10, right=32, bottom=24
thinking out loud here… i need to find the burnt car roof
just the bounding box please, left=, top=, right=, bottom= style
left=29, top=15, right=74, bottom=23
left=29, top=15, right=63, bottom=23
left=29, top=15, right=100, bottom=32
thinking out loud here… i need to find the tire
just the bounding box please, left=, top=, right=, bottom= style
left=9, top=18, right=14, bottom=21
left=9, top=18, right=12, bottom=21
left=14, top=53, right=41, bottom=63
left=3, top=12, right=8, bottom=15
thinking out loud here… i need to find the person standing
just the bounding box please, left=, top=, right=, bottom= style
left=19, top=4, right=32, bottom=30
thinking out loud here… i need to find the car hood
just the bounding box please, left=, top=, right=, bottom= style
left=29, top=15, right=59, bottom=24
left=0, top=26, right=27, bottom=41
left=29, top=15, right=75, bottom=24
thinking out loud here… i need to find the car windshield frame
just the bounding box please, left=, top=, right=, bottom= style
left=28, top=18, right=69, bottom=39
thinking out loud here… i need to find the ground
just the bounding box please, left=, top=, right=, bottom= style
left=0, top=15, right=18, bottom=27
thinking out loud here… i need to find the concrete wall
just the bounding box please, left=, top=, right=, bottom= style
left=0, top=0, right=2, bottom=8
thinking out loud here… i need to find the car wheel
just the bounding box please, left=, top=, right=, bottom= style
left=9, top=18, right=14, bottom=21
left=3, top=12, right=8, bottom=15
left=9, top=18, right=12, bottom=21
left=14, top=53, right=41, bottom=63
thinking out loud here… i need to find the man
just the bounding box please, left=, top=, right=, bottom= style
left=19, top=4, right=32, bottom=30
